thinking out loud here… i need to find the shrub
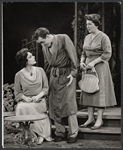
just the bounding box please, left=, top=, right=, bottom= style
left=3, top=83, right=17, bottom=112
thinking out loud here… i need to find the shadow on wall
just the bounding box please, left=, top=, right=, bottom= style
left=3, top=2, right=74, bottom=84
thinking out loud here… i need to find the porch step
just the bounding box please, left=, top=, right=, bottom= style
left=52, top=125, right=121, bottom=141
left=77, top=107, right=121, bottom=119
left=77, top=107, right=121, bottom=140
left=77, top=107, right=121, bottom=127
left=51, top=107, right=121, bottom=141
left=78, top=127, right=121, bottom=141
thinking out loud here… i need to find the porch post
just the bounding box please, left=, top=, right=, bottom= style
left=74, top=2, right=77, bottom=50
left=102, top=2, right=105, bottom=32
left=36, top=42, right=39, bottom=67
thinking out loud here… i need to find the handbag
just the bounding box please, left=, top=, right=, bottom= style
left=78, top=67, right=99, bottom=93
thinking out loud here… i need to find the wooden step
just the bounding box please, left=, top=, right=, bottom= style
left=77, top=107, right=121, bottom=119
left=79, top=127, right=121, bottom=141
left=52, top=125, right=121, bottom=141
left=79, top=126, right=121, bottom=134
left=51, top=107, right=121, bottom=141
left=77, top=107, right=121, bottom=127
left=52, top=125, right=121, bottom=134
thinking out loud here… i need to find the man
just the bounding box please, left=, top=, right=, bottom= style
left=32, top=27, right=79, bottom=143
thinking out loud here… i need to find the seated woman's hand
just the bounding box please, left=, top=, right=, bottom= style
left=80, top=62, right=87, bottom=70
left=25, top=97, right=33, bottom=103
left=32, top=96, right=40, bottom=103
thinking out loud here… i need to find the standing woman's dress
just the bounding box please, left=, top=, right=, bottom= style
left=81, top=31, right=117, bottom=107
left=14, top=67, right=52, bottom=141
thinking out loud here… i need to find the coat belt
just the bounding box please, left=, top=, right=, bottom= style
left=51, top=66, right=70, bottom=77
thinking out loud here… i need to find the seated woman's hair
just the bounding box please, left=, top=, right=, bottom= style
left=32, top=27, right=50, bottom=40
left=15, top=48, right=30, bottom=68
left=85, top=14, right=101, bottom=27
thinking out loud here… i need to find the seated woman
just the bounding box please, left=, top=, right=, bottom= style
left=14, top=48, right=53, bottom=145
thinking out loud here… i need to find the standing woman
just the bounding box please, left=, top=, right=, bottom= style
left=80, top=14, right=117, bottom=129
left=14, top=48, right=53, bottom=144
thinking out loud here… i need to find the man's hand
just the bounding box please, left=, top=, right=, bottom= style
left=67, top=74, right=73, bottom=86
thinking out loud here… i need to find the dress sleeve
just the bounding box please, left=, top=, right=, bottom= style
left=100, top=34, right=112, bottom=61
left=14, top=73, right=23, bottom=102
left=41, top=68, right=49, bottom=95
left=81, top=37, right=87, bottom=58
left=64, top=34, right=78, bottom=77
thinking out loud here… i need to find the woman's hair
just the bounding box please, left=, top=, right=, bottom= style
left=15, top=48, right=30, bottom=68
left=32, top=27, right=50, bottom=40
left=85, top=14, right=101, bottom=27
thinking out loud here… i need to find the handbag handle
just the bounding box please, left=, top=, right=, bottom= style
left=82, top=67, right=98, bottom=78
left=91, top=67, right=98, bottom=78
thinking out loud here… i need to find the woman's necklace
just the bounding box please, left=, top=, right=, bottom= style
left=25, top=67, right=33, bottom=76
left=29, top=68, right=33, bottom=76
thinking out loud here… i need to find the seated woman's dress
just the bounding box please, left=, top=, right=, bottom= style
left=14, top=67, right=52, bottom=141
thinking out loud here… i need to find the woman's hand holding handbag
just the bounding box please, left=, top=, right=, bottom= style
left=78, top=67, right=99, bottom=93
left=86, top=61, right=95, bottom=69
left=80, top=62, right=87, bottom=70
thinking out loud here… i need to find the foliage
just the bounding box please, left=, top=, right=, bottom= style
left=3, top=83, right=17, bottom=112
left=4, top=121, right=37, bottom=147
left=4, top=120, right=20, bottom=134
left=13, top=122, right=37, bottom=147
left=3, top=84, right=37, bottom=147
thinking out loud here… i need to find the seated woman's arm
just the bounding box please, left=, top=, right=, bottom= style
left=32, top=68, right=49, bottom=102
left=14, top=73, right=32, bottom=103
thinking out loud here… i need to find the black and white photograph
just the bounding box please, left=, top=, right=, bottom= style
left=2, top=2, right=121, bottom=148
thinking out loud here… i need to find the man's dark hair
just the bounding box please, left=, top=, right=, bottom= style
left=32, top=27, right=50, bottom=40
left=15, top=48, right=30, bottom=68
left=85, top=14, right=101, bottom=27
